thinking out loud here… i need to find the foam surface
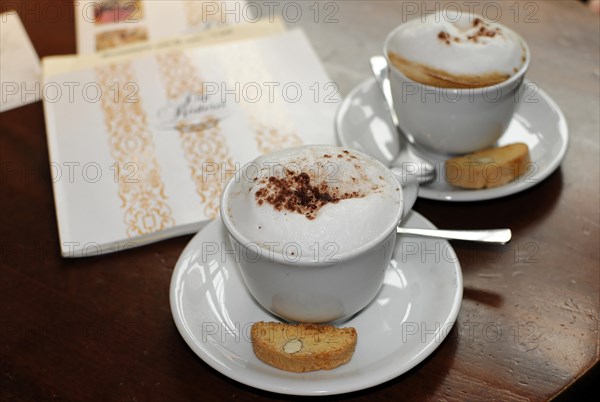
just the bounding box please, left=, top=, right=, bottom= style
left=226, top=146, right=402, bottom=260
left=388, top=11, right=525, bottom=78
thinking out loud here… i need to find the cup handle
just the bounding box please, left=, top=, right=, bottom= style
left=390, top=168, right=419, bottom=220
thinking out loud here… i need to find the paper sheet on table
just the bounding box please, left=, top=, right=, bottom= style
left=0, top=11, right=42, bottom=112
left=44, top=17, right=285, bottom=77
left=74, top=0, right=251, bottom=54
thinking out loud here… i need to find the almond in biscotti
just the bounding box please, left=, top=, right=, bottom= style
left=444, top=143, right=531, bottom=189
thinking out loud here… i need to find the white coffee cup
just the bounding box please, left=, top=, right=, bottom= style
left=383, top=13, right=531, bottom=155
left=220, top=145, right=404, bottom=323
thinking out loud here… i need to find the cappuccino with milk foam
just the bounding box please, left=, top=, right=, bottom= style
left=387, top=11, right=527, bottom=88
left=225, top=146, right=402, bottom=261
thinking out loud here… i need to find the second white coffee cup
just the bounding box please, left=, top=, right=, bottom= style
left=383, top=12, right=531, bottom=155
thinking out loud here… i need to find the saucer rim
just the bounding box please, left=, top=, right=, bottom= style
left=335, top=77, right=569, bottom=202
left=169, top=212, right=463, bottom=396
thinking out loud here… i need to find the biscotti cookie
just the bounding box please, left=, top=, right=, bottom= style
left=251, top=321, right=357, bottom=372
left=444, top=142, right=531, bottom=189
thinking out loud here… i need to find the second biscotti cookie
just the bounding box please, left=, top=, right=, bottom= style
left=444, top=143, right=531, bottom=189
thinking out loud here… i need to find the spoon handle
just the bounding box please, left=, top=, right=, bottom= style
left=370, top=56, right=400, bottom=128
left=370, top=56, right=436, bottom=175
left=397, top=227, right=512, bottom=244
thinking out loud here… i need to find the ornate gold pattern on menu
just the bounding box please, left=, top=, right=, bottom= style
left=214, top=40, right=303, bottom=154
left=155, top=51, right=235, bottom=219
left=253, top=121, right=302, bottom=154
left=96, top=62, right=175, bottom=237
left=185, top=0, right=224, bottom=27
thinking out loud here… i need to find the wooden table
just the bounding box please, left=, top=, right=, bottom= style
left=1, top=1, right=598, bottom=400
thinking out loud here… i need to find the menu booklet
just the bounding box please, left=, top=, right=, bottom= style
left=42, top=21, right=339, bottom=257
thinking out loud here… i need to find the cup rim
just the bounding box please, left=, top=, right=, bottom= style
left=220, top=145, right=404, bottom=266
left=382, top=15, right=531, bottom=93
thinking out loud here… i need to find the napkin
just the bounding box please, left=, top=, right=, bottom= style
left=0, top=11, right=42, bottom=112
left=42, top=21, right=340, bottom=257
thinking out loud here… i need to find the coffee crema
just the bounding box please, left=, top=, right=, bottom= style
left=387, top=11, right=526, bottom=88
left=226, top=146, right=402, bottom=258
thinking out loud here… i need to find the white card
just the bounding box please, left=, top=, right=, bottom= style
left=0, top=11, right=42, bottom=112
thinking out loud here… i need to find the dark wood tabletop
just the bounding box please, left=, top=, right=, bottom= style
left=1, top=1, right=598, bottom=401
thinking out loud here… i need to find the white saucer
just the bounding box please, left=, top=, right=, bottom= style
left=336, top=78, right=569, bottom=201
left=170, top=212, right=462, bottom=396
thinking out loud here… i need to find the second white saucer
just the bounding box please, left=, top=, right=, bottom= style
left=336, top=78, right=569, bottom=202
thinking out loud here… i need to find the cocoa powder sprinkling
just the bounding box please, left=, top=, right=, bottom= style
left=254, top=169, right=367, bottom=220
left=436, top=19, right=501, bottom=46
left=438, top=31, right=451, bottom=45
left=467, top=20, right=500, bottom=42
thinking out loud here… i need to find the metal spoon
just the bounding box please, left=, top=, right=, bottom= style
left=370, top=56, right=436, bottom=182
left=397, top=226, right=512, bottom=244
left=392, top=169, right=512, bottom=244
left=372, top=58, right=510, bottom=244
